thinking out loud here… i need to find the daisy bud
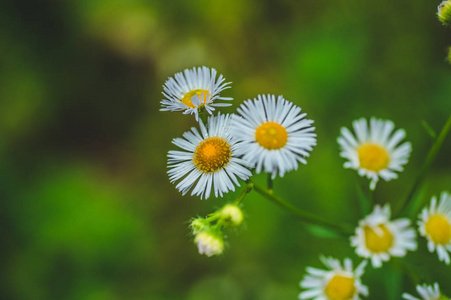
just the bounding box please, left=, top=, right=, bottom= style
left=194, top=230, right=224, bottom=257
left=190, top=218, right=209, bottom=235
left=438, top=0, right=451, bottom=26
left=219, top=204, right=244, bottom=227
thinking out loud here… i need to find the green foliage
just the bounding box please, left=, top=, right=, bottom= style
left=1, top=0, right=450, bottom=299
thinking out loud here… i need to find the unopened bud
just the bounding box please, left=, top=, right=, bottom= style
left=438, top=0, right=451, bottom=26
left=190, top=218, right=208, bottom=235
left=194, top=231, right=224, bottom=257
left=219, top=204, right=244, bottom=227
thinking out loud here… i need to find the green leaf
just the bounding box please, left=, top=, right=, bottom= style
left=421, top=120, right=437, bottom=139
left=384, top=263, right=402, bottom=300
left=305, top=224, right=343, bottom=239
left=355, top=183, right=371, bottom=216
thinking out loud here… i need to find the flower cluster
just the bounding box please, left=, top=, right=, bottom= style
left=190, top=203, right=244, bottom=257
left=161, top=66, right=451, bottom=298
left=162, top=66, right=316, bottom=256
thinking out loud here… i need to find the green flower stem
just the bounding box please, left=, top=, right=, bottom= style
left=252, top=183, right=354, bottom=235
left=234, top=181, right=254, bottom=205
left=355, top=183, right=371, bottom=216
left=394, top=116, right=451, bottom=217
left=205, top=214, right=220, bottom=223
left=198, top=107, right=208, bottom=124
left=390, top=258, right=421, bottom=286
left=267, top=174, right=274, bottom=193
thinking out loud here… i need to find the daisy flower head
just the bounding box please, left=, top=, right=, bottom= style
left=350, top=204, right=417, bottom=268
left=418, top=192, right=451, bottom=265
left=337, top=117, right=411, bottom=190
left=299, top=256, right=368, bottom=300
left=167, top=113, right=252, bottom=199
left=231, top=94, right=316, bottom=179
left=161, top=66, right=233, bottom=121
left=402, top=283, right=442, bottom=300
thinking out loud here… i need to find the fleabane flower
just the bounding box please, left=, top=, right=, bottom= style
left=167, top=113, right=251, bottom=199
left=338, top=117, right=411, bottom=190
left=231, top=94, right=316, bottom=179
left=299, top=256, right=368, bottom=300
left=195, top=230, right=224, bottom=257
left=418, top=192, right=451, bottom=265
left=160, top=66, right=232, bottom=121
left=402, top=283, right=444, bottom=300
left=351, top=204, right=417, bottom=268
left=438, top=0, right=451, bottom=27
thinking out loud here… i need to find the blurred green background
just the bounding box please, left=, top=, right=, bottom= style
left=1, top=0, right=451, bottom=299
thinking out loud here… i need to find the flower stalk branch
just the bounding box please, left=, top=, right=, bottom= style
left=395, top=115, right=451, bottom=217
left=252, top=183, right=353, bottom=235
left=234, top=181, right=254, bottom=205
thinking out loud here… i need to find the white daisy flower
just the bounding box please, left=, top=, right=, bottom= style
left=231, top=94, right=316, bottom=179
left=350, top=204, right=417, bottom=268
left=418, top=192, right=451, bottom=265
left=402, top=283, right=442, bottom=300
left=167, top=113, right=252, bottom=199
left=337, top=117, right=412, bottom=190
left=160, top=66, right=232, bottom=121
left=299, top=256, right=368, bottom=300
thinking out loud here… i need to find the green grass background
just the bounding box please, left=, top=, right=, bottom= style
left=1, top=0, right=451, bottom=299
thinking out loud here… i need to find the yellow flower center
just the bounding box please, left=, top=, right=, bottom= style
left=324, top=274, right=356, bottom=300
left=364, top=224, right=394, bottom=253
left=425, top=214, right=451, bottom=245
left=193, top=137, right=232, bottom=173
left=357, top=143, right=390, bottom=172
left=255, top=122, right=288, bottom=150
left=181, top=89, right=210, bottom=108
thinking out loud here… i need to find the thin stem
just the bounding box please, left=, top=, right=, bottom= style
left=252, top=183, right=353, bottom=235
left=234, top=181, right=254, bottom=205
left=267, top=174, right=274, bottom=194
left=368, top=186, right=374, bottom=205
left=355, top=183, right=371, bottom=216
left=205, top=214, right=220, bottom=223
left=198, top=107, right=208, bottom=124
left=394, top=116, right=451, bottom=217
left=391, top=258, right=421, bottom=286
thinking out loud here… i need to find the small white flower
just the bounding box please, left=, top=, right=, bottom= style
left=418, top=192, right=451, bottom=265
left=337, top=117, right=411, bottom=190
left=167, top=113, right=251, bottom=199
left=351, top=204, right=417, bottom=268
left=160, top=66, right=232, bottom=121
left=195, top=231, right=224, bottom=257
left=402, top=283, right=441, bottom=300
left=299, top=256, right=368, bottom=300
left=231, top=94, right=316, bottom=179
